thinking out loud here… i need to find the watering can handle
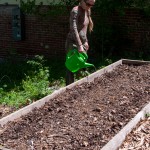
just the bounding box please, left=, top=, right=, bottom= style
left=67, top=49, right=88, bottom=60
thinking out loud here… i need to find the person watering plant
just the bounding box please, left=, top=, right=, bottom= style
left=65, top=0, right=95, bottom=85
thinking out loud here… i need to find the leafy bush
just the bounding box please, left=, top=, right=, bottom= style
left=0, top=55, right=52, bottom=108
left=2, top=91, right=27, bottom=108
left=22, top=56, right=50, bottom=99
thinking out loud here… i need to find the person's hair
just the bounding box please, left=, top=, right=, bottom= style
left=78, top=0, right=94, bottom=32
left=87, top=8, right=93, bottom=32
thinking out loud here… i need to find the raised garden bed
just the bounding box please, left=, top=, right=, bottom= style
left=0, top=59, right=150, bottom=150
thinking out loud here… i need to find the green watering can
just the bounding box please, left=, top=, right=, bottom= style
left=65, top=49, right=95, bottom=73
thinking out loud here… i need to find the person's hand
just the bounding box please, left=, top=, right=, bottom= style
left=78, top=45, right=85, bottom=53
left=83, top=42, right=89, bottom=51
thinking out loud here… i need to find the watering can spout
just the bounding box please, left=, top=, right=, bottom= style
left=84, top=62, right=95, bottom=68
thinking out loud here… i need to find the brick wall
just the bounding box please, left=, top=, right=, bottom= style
left=0, top=5, right=69, bottom=60
left=0, top=6, right=150, bottom=60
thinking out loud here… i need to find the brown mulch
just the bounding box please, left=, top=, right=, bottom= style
left=0, top=64, right=150, bottom=150
left=119, top=117, right=150, bottom=150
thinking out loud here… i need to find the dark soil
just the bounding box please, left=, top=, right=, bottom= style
left=0, top=64, right=150, bottom=150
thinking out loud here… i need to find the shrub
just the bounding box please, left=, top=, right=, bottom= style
left=0, top=55, right=52, bottom=108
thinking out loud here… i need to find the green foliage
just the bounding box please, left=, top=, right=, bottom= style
left=0, top=55, right=53, bottom=108
left=0, top=88, right=5, bottom=100
left=145, top=113, right=150, bottom=117
left=1, top=91, right=27, bottom=108
left=20, top=0, right=38, bottom=14
left=94, top=0, right=150, bottom=15
left=0, top=60, right=28, bottom=90
left=131, top=0, right=150, bottom=16
left=19, top=0, right=150, bottom=17
left=22, top=56, right=50, bottom=99
left=20, top=0, right=69, bottom=16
